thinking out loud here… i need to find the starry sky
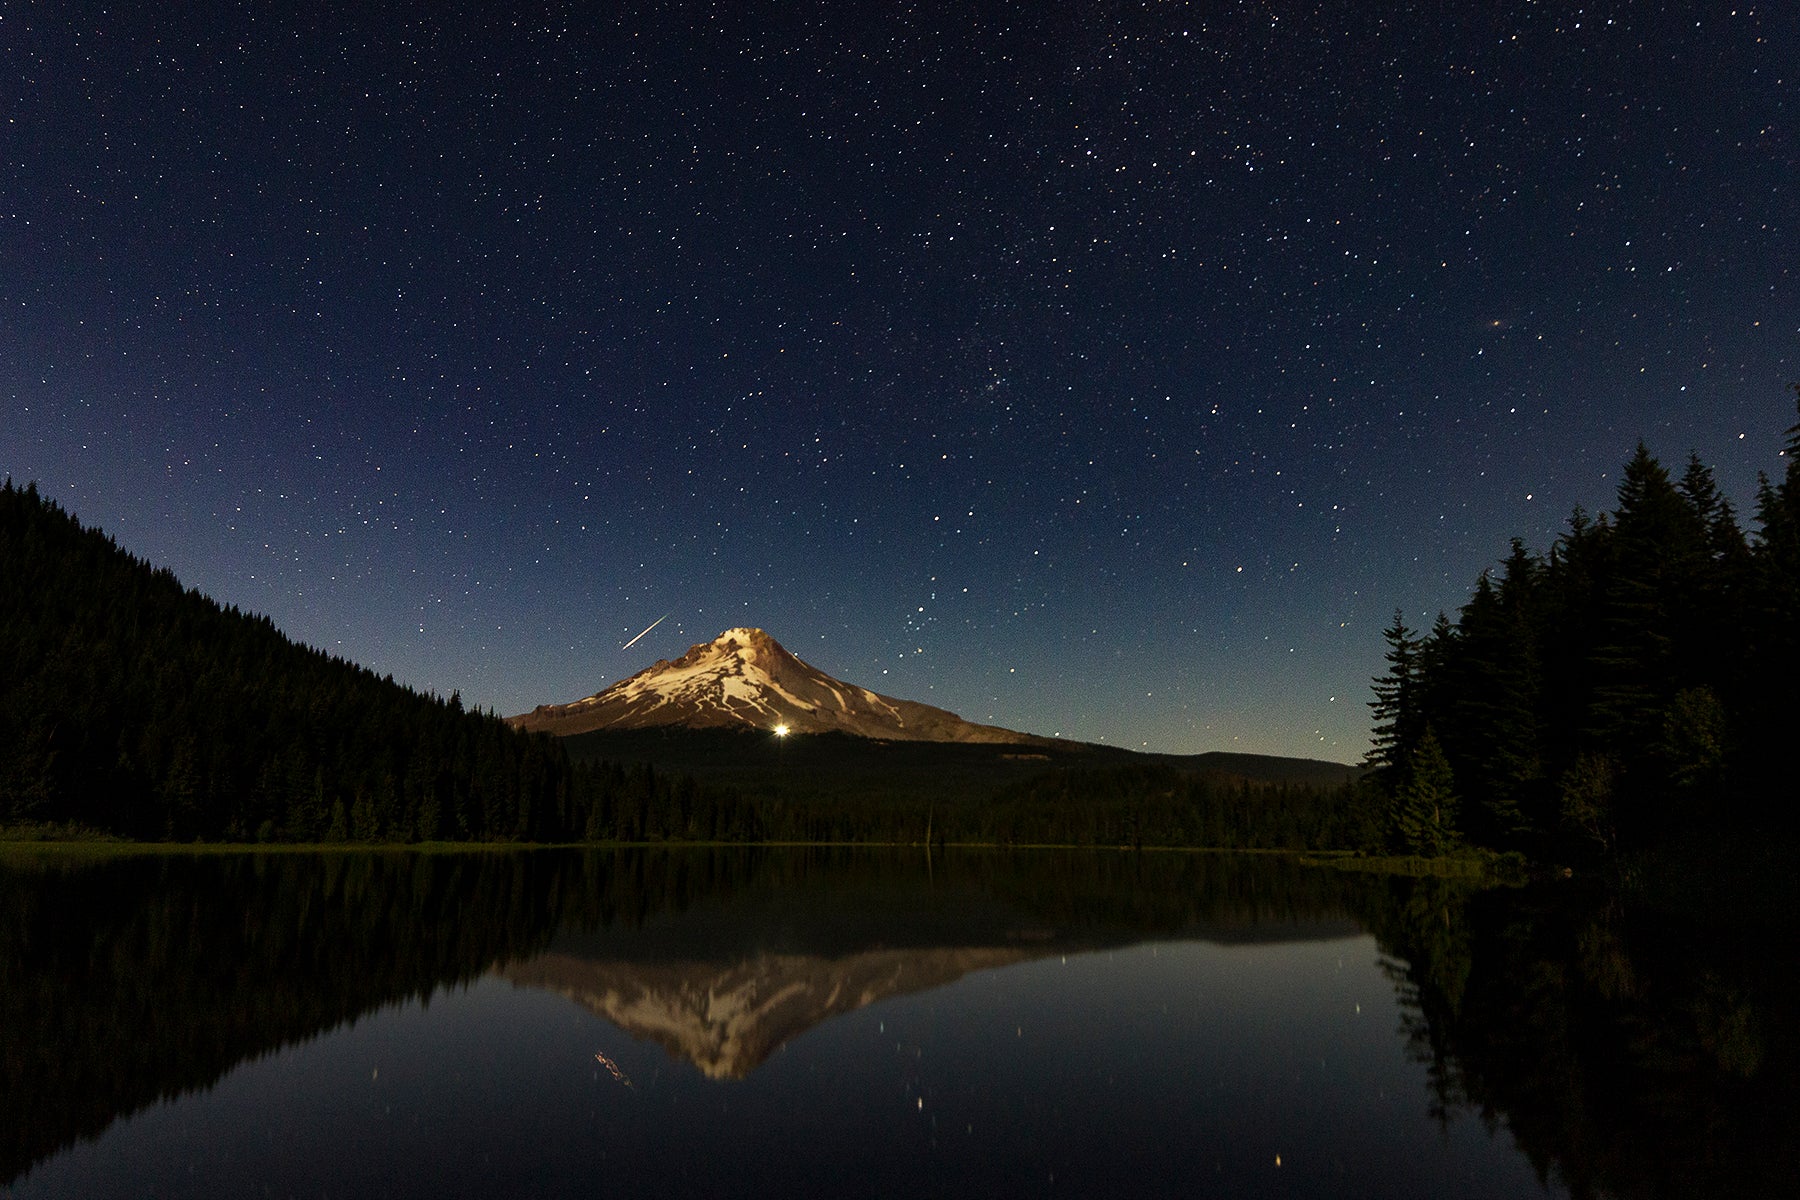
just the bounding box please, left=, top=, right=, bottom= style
left=3, top=1, right=1793, bottom=759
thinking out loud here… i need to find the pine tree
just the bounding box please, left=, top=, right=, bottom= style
left=1586, top=445, right=1707, bottom=827
left=1438, top=558, right=1541, bottom=846
left=1394, top=727, right=1461, bottom=855
left=1741, top=385, right=1800, bottom=802
left=1365, top=610, right=1423, bottom=792
left=1538, top=506, right=1610, bottom=782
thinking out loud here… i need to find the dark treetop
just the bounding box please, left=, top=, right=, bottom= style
left=1361, top=388, right=1800, bottom=857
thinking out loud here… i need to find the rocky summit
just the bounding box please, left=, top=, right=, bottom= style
left=508, top=626, right=1048, bottom=744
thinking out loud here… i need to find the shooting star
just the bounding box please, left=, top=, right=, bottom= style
left=621, top=613, right=670, bottom=652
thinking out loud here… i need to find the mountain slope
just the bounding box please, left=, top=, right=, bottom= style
left=510, top=627, right=1050, bottom=745
left=0, top=480, right=576, bottom=841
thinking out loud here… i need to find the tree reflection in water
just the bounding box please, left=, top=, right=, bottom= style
left=1361, top=868, right=1799, bottom=1199
left=2, top=846, right=1793, bottom=1196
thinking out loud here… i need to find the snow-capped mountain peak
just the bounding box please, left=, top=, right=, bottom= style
left=509, top=627, right=1042, bottom=744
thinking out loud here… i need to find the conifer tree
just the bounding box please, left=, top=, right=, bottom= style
left=1585, top=444, right=1705, bottom=827
left=1365, top=611, right=1422, bottom=792
left=1537, top=506, right=1610, bottom=778
left=1741, top=385, right=1800, bottom=795
left=1362, top=387, right=1800, bottom=853
left=1394, top=727, right=1461, bottom=855
left=1438, top=560, right=1540, bottom=845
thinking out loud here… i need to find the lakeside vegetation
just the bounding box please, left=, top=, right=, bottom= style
left=1359, top=386, right=1800, bottom=861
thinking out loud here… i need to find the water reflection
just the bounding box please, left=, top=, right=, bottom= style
left=499, top=852, right=1363, bottom=1081
left=1, top=846, right=1791, bottom=1197
left=0, top=848, right=564, bottom=1186
left=1360, top=873, right=1800, bottom=1199
left=0, top=848, right=1363, bottom=1187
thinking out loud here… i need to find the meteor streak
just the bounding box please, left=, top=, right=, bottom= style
left=621, top=612, right=670, bottom=652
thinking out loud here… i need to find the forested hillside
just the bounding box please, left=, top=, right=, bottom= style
left=1365, top=388, right=1800, bottom=857
left=0, top=481, right=589, bottom=841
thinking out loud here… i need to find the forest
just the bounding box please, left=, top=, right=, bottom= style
left=1363, top=387, right=1800, bottom=858
left=0, top=479, right=592, bottom=842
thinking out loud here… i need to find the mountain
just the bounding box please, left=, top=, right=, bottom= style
left=509, top=627, right=1050, bottom=745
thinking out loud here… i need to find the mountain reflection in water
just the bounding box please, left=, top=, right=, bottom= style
left=500, top=875, right=1363, bottom=1081
left=2, top=845, right=1794, bottom=1198
left=507, top=945, right=1041, bottom=1080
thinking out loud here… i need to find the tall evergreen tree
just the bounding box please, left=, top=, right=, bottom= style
left=1585, top=444, right=1708, bottom=833
left=1740, top=385, right=1800, bottom=797
left=1438, top=553, right=1542, bottom=846
left=1394, top=727, right=1461, bottom=856
left=1365, top=611, right=1423, bottom=792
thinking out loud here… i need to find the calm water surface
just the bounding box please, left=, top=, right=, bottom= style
left=1, top=848, right=1789, bottom=1197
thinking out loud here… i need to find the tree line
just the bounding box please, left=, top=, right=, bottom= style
left=1, top=480, right=606, bottom=841
left=979, top=764, right=1381, bottom=850
left=1363, top=387, right=1800, bottom=858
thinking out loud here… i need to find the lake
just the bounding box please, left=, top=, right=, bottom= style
left=1, top=847, right=1791, bottom=1198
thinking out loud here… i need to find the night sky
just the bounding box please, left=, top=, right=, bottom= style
left=4, top=2, right=1793, bottom=759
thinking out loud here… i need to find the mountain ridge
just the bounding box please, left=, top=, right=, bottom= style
left=509, top=626, right=1054, bottom=745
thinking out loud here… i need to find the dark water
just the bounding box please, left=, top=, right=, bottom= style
left=0, top=848, right=1791, bottom=1198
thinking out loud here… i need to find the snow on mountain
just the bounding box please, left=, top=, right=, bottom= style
left=508, top=626, right=1045, bottom=744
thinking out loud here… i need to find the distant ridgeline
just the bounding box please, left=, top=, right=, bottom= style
left=1365, top=387, right=1800, bottom=857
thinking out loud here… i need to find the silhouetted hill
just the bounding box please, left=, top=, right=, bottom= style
left=0, top=481, right=578, bottom=841
left=1149, top=750, right=1363, bottom=787
left=559, top=727, right=1374, bottom=849
left=562, top=726, right=1359, bottom=807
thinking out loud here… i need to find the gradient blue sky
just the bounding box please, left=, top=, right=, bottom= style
left=4, top=1, right=1793, bottom=758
